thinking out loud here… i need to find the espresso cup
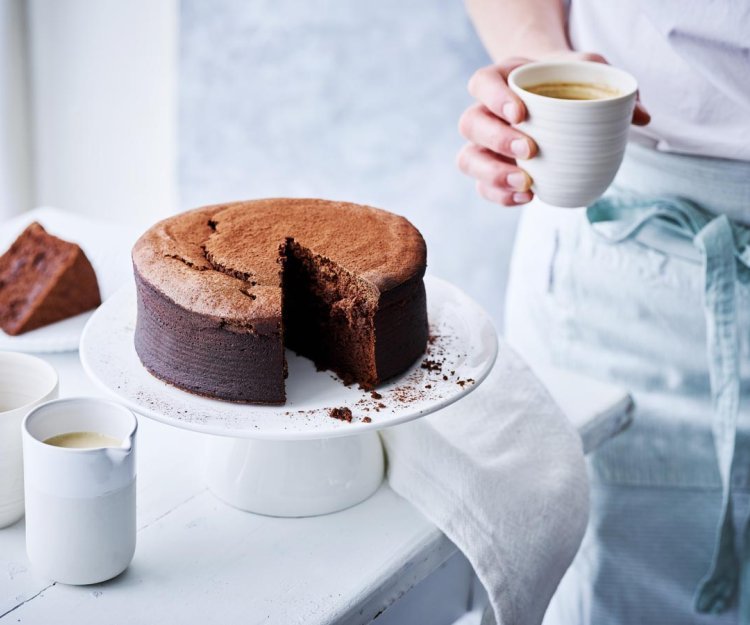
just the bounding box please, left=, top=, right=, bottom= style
left=508, top=61, right=638, bottom=208
left=0, top=352, right=58, bottom=529
left=23, top=397, right=138, bottom=585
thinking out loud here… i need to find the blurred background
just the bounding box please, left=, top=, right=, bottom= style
left=0, top=0, right=521, bottom=327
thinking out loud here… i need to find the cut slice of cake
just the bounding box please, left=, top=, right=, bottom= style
left=282, top=238, right=426, bottom=390
left=0, top=222, right=102, bottom=335
left=282, top=238, right=381, bottom=388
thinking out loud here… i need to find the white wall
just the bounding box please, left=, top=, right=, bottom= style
left=179, top=0, right=520, bottom=327
left=27, top=0, right=178, bottom=227
left=14, top=1, right=518, bottom=326
left=0, top=0, right=32, bottom=219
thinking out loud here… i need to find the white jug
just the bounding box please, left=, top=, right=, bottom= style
left=22, top=397, right=137, bottom=585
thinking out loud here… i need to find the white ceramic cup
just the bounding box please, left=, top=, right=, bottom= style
left=508, top=61, right=638, bottom=208
left=22, top=397, right=138, bottom=585
left=0, top=352, right=58, bottom=529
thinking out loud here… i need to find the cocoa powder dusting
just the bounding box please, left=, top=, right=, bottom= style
left=282, top=326, right=474, bottom=429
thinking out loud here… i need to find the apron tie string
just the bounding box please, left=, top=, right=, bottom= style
left=586, top=195, right=750, bottom=622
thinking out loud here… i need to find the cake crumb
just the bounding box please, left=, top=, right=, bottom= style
left=370, top=391, right=383, bottom=400
left=421, top=359, right=442, bottom=372
left=329, top=407, right=353, bottom=422
left=362, top=416, right=372, bottom=423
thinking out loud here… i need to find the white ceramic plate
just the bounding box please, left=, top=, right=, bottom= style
left=0, top=312, right=95, bottom=354
left=80, top=276, right=498, bottom=440
left=0, top=208, right=141, bottom=353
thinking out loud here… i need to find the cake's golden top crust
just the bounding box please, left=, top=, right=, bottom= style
left=132, top=198, right=427, bottom=322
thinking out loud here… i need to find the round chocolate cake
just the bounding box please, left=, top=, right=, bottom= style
left=132, top=198, right=428, bottom=404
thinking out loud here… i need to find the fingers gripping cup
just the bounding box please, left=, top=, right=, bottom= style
left=0, top=352, right=58, bottom=529
left=22, top=398, right=138, bottom=585
left=508, top=61, right=638, bottom=208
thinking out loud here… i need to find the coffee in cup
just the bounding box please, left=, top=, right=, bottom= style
left=524, top=81, right=621, bottom=101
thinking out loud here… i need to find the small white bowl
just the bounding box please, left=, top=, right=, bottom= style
left=0, top=351, right=58, bottom=528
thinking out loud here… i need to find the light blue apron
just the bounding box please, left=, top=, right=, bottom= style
left=533, top=142, right=750, bottom=624
left=587, top=194, right=750, bottom=622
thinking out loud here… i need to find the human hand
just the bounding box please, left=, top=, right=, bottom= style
left=457, top=52, right=650, bottom=206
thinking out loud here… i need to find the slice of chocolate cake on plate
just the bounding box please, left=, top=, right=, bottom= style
left=0, top=222, right=102, bottom=335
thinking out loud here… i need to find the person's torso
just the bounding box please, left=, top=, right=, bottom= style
left=568, top=0, right=750, bottom=162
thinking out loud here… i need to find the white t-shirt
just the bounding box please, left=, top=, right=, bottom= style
left=568, top=1, right=750, bottom=162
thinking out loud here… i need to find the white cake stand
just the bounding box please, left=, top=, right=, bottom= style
left=80, top=276, right=498, bottom=517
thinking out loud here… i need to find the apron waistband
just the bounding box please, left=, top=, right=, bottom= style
left=615, top=142, right=750, bottom=225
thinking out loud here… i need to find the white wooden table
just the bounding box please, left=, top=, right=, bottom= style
left=0, top=208, right=633, bottom=624
left=0, top=349, right=630, bottom=625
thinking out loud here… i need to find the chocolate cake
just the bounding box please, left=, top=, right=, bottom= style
left=0, top=222, right=101, bottom=335
left=132, top=199, right=428, bottom=404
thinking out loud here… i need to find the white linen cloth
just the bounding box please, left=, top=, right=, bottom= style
left=381, top=339, right=589, bottom=625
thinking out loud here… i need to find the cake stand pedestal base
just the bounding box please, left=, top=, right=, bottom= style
left=204, top=431, right=385, bottom=517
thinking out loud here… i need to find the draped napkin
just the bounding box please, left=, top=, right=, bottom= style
left=381, top=338, right=589, bottom=625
